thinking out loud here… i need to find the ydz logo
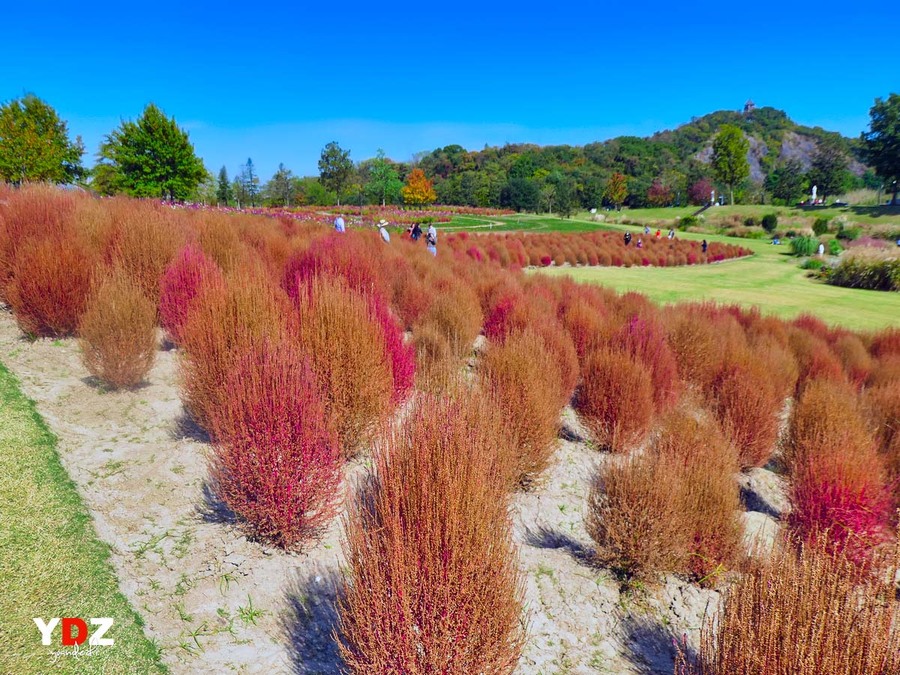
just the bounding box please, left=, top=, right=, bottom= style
left=33, top=618, right=115, bottom=646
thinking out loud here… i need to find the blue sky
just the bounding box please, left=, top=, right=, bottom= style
left=1, top=0, right=894, bottom=180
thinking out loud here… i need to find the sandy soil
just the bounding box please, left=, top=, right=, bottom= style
left=1, top=309, right=784, bottom=674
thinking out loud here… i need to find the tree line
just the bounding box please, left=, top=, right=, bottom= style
left=1, top=94, right=898, bottom=209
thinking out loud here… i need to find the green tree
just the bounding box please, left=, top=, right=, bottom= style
left=239, top=158, right=260, bottom=206
left=318, top=141, right=353, bottom=205
left=194, top=169, right=217, bottom=205
left=711, top=124, right=749, bottom=205
left=365, top=149, right=403, bottom=206
left=765, top=159, right=808, bottom=203
left=264, top=163, right=294, bottom=206
left=862, top=93, right=900, bottom=205
left=216, top=166, right=233, bottom=205
left=0, top=94, right=84, bottom=184
left=500, top=177, right=540, bottom=212
left=808, top=137, right=848, bottom=202
left=603, top=172, right=628, bottom=210
left=96, top=103, right=205, bottom=201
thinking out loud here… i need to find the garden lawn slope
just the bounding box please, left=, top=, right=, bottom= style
left=0, top=362, right=165, bottom=674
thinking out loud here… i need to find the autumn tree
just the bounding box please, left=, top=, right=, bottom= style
left=711, top=124, right=749, bottom=205
left=862, top=93, right=900, bottom=205
left=647, top=179, right=673, bottom=207
left=364, top=149, right=403, bottom=206
left=603, top=172, right=628, bottom=210
left=0, top=94, right=85, bottom=184
left=318, top=141, right=353, bottom=205
left=401, top=168, right=437, bottom=206
left=687, top=177, right=713, bottom=205
left=95, top=103, right=205, bottom=201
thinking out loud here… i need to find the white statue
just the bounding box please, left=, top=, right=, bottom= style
left=711, top=190, right=716, bottom=205
left=811, top=185, right=817, bottom=203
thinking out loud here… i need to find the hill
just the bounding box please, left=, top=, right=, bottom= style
left=414, top=105, right=875, bottom=210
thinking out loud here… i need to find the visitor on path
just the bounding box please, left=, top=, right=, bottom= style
left=818, top=242, right=825, bottom=256
left=334, top=215, right=346, bottom=233
left=701, top=239, right=708, bottom=254
left=644, top=225, right=650, bottom=235
left=411, top=222, right=423, bottom=241
left=655, top=229, right=662, bottom=239
left=636, top=238, right=643, bottom=249
left=667, top=228, right=675, bottom=240
left=426, top=224, right=437, bottom=256
left=378, top=219, right=391, bottom=243
left=624, top=232, right=632, bottom=246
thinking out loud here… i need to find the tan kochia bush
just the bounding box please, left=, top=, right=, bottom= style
left=296, top=276, right=393, bottom=458
left=678, top=540, right=900, bottom=674
left=586, top=453, right=685, bottom=579
left=480, top=329, right=563, bottom=488
left=78, top=269, right=157, bottom=389
left=338, top=392, right=525, bottom=674
left=576, top=349, right=654, bottom=452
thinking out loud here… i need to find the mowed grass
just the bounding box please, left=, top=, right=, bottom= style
left=0, top=362, right=165, bottom=674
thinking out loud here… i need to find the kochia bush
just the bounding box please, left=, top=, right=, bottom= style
left=159, top=243, right=224, bottom=345
left=78, top=268, right=158, bottom=389
left=208, top=339, right=341, bottom=549
left=338, top=392, right=524, bottom=673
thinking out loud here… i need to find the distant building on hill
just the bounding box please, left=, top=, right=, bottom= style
left=743, top=99, right=756, bottom=115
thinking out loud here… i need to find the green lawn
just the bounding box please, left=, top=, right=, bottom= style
left=441, top=212, right=899, bottom=331
left=0, top=362, right=165, bottom=674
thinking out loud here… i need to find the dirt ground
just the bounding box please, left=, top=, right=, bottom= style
left=1, top=309, right=784, bottom=674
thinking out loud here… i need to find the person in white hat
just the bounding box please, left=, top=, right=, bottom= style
left=378, top=219, right=391, bottom=243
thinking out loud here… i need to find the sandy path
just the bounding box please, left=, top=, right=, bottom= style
left=0, top=309, right=730, bottom=674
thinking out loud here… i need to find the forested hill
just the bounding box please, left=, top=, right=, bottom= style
left=415, top=106, right=873, bottom=210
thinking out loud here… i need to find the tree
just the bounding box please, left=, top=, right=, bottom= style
left=264, top=163, right=294, bottom=207
left=603, top=172, right=628, bottom=210
left=365, top=149, right=403, bottom=206
left=646, top=179, right=673, bottom=207
left=765, top=159, right=808, bottom=204
left=862, top=93, right=900, bottom=205
left=96, top=103, right=205, bottom=201
left=808, top=137, right=848, bottom=202
left=401, top=168, right=437, bottom=206
left=318, top=141, right=353, bottom=205
left=194, top=169, right=217, bottom=205
left=216, top=166, right=233, bottom=205
left=0, top=94, right=84, bottom=184
left=711, top=124, right=749, bottom=205
left=687, top=178, right=713, bottom=206
left=239, top=158, right=260, bottom=206
left=500, top=177, right=540, bottom=212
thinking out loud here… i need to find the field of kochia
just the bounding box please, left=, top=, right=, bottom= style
left=1, top=186, right=898, bottom=674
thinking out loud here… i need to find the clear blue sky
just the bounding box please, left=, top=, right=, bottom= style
left=1, top=0, right=894, bottom=180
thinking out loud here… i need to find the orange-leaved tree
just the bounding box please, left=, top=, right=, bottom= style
left=401, top=168, right=436, bottom=206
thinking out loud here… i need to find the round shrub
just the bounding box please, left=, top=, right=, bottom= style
left=159, top=243, right=224, bottom=345
left=812, top=217, right=830, bottom=236
left=761, top=213, right=778, bottom=233
left=209, top=339, right=341, bottom=549
left=79, top=268, right=157, bottom=389
left=576, top=349, right=654, bottom=452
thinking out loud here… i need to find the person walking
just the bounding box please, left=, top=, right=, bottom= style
left=378, top=219, right=391, bottom=243
left=426, top=223, right=437, bottom=256
left=334, top=214, right=346, bottom=233
left=411, top=222, right=423, bottom=241
left=624, top=231, right=632, bottom=246
left=701, top=239, right=708, bottom=254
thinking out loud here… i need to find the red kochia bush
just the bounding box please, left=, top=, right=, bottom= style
left=576, top=349, right=655, bottom=452
left=338, top=392, right=524, bottom=673
left=159, top=243, right=225, bottom=344
left=281, top=232, right=388, bottom=301
left=786, top=379, right=893, bottom=561
left=208, top=339, right=341, bottom=549
left=615, top=313, right=680, bottom=410
left=709, top=354, right=781, bottom=469
left=6, top=235, right=96, bottom=337
left=369, top=291, right=416, bottom=404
